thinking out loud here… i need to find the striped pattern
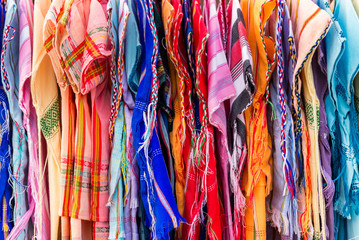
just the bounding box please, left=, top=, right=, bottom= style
left=206, top=0, right=235, bottom=135
left=204, top=0, right=237, bottom=238
left=44, top=0, right=111, bottom=237
left=226, top=0, right=255, bottom=237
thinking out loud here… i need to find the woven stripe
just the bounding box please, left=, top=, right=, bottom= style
left=299, top=8, right=321, bottom=39
left=44, top=34, right=54, bottom=52
left=72, top=96, right=85, bottom=218
left=91, top=108, right=101, bottom=220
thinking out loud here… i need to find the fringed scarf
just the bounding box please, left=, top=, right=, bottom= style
left=1, top=0, right=30, bottom=237
left=240, top=0, right=276, bottom=238
left=7, top=0, right=36, bottom=238
left=0, top=5, right=13, bottom=239
left=132, top=0, right=184, bottom=237
left=204, top=0, right=236, bottom=238
left=107, top=0, right=130, bottom=237
left=182, top=1, right=223, bottom=238
left=226, top=0, right=256, bottom=237
left=269, top=3, right=298, bottom=237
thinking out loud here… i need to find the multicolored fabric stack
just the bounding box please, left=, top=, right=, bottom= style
left=0, top=0, right=359, bottom=239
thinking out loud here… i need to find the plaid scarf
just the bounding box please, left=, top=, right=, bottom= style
left=44, top=0, right=111, bottom=237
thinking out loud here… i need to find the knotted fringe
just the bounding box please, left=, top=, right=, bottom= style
left=186, top=128, right=211, bottom=239
left=230, top=128, right=247, bottom=238
left=108, top=9, right=130, bottom=141
left=270, top=207, right=283, bottom=232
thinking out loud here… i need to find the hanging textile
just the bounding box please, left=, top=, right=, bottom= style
left=1, top=0, right=359, bottom=239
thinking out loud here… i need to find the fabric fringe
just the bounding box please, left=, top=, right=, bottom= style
left=271, top=208, right=283, bottom=234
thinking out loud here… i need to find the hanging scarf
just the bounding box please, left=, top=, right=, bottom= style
left=318, top=0, right=359, bottom=238
left=43, top=0, right=81, bottom=237
left=31, top=0, right=60, bottom=237
left=0, top=4, right=13, bottom=239
left=1, top=0, right=30, bottom=237
left=153, top=3, right=175, bottom=197
left=124, top=0, right=141, bottom=237
left=132, top=0, right=184, bottom=237
left=287, top=0, right=331, bottom=238
left=312, top=45, right=335, bottom=240
left=107, top=0, right=130, bottom=237
left=240, top=0, right=276, bottom=238
left=161, top=0, right=192, bottom=229
left=8, top=0, right=36, bottom=238
left=226, top=0, right=256, bottom=237
left=204, top=0, right=236, bottom=238
left=268, top=3, right=298, bottom=238
left=82, top=0, right=112, bottom=237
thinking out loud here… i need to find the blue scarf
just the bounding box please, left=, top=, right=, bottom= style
left=0, top=4, right=13, bottom=237
left=132, top=0, right=184, bottom=238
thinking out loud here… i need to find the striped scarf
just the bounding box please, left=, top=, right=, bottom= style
left=204, top=0, right=236, bottom=238
left=226, top=0, right=256, bottom=237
